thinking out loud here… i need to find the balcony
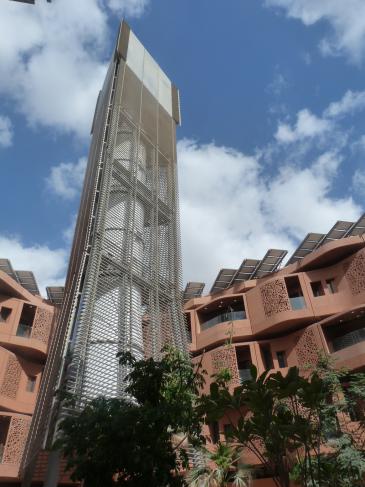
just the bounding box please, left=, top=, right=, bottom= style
left=332, top=327, right=365, bottom=352
left=200, top=310, right=246, bottom=331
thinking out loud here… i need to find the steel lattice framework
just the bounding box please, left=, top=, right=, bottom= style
left=21, top=21, right=188, bottom=481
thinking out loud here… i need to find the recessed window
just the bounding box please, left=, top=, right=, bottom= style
left=276, top=351, right=287, bottom=368
left=209, top=421, right=220, bottom=444
left=311, top=281, right=325, bottom=297
left=224, top=424, right=233, bottom=441
left=261, top=345, right=274, bottom=370
left=0, top=307, right=11, bottom=323
left=26, top=376, right=36, bottom=393
left=17, top=304, right=36, bottom=338
left=285, top=276, right=306, bottom=310
left=326, top=278, right=337, bottom=294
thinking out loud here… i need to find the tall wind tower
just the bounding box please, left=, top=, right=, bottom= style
left=21, top=20, right=187, bottom=486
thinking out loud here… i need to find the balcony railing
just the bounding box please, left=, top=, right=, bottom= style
left=289, top=296, right=306, bottom=310
left=332, top=327, right=365, bottom=352
left=239, top=368, right=252, bottom=383
left=16, top=324, right=32, bottom=338
left=200, top=310, right=246, bottom=331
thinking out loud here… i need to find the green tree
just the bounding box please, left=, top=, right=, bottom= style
left=186, top=442, right=251, bottom=487
left=56, top=346, right=205, bottom=487
left=198, top=354, right=365, bottom=487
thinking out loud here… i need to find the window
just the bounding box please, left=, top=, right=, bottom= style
left=276, top=351, right=287, bottom=368
left=209, top=421, right=220, bottom=444
left=17, top=304, right=36, bottom=338
left=0, top=307, right=11, bottom=323
left=224, top=424, right=233, bottom=441
left=326, top=278, right=337, bottom=294
left=261, top=345, right=274, bottom=370
left=285, top=276, right=306, bottom=310
left=311, top=281, right=325, bottom=297
left=26, top=376, right=36, bottom=393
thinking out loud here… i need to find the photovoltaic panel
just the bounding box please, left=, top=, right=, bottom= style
left=210, top=269, right=237, bottom=294
left=0, top=259, right=17, bottom=282
left=231, top=259, right=260, bottom=284
left=345, top=213, right=365, bottom=237
left=251, top=249, right=287, bottom=279
left=320, top=220, right=354, bottom=246
left=183, top=282, right=205, bottom=303
left=46, top=287, right=65, bottom=306
left=287, top=233, right=325, bottom=265
left=15, top=271, right=40, bottom=296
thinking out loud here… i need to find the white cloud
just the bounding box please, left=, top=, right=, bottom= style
left=265, top=0, right=365, bottom=64
left=0, top=115, right=13, bottom=147
left=46, top=157, right=87, bottom=199
left=0, top=0, right=148, bottom=138
left=266, top=71, right=288, bottom=96
left=0, top=235, right=67, bottom=296
left=63, top=214, right=77, bottom=244
left=324, top=90, right=365, bottom=118
left=107, top=0, right=149, bottom=16
left=178, top=140, right=361, bottom=288
left=353, top=169, right=365, bottom=197
left=275, top=109, right=331, bottom=143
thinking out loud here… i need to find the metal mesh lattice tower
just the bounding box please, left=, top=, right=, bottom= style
left=20, top=21, right=187, bottom=482
left=64, top=22, right=187, bottom=404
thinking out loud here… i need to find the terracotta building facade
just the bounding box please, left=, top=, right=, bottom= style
left=184, top=216, right=365, bottom=486
left=0, top=260, right=57, bottom=484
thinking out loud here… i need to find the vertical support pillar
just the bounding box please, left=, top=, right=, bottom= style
left=43, top=450, right=60, bottom=487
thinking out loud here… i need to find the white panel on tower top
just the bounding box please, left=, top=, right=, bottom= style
left=126, top=30, right=173, bottom=116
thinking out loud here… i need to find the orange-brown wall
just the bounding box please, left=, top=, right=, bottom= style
left=0, top=271, right=55, bottom=484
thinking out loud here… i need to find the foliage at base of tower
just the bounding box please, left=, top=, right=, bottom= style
left=198, top=354, right=365, bottom=487
left=56, top=347, right=206, bottom=487
left=186, top=442, right=251, bottom=487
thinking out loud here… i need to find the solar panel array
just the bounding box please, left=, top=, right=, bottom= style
left=188, top=212, right=365, bottom=300
left=0, top=259, right=41, bottom=295
left=46, top=287, right=65, bottom=306
left=183, top=282, right=205, bottom=302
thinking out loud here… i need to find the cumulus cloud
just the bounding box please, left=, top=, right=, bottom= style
left=0, top=235, right=67, bottom=296
left=0, top=0, right=148, bottom=138
left=46, top=157, right=87, bottom=199
left=0, top=115, right=13, bottom=148
left=265, top=0, right=365, bottom=64
left=178, top=140, right=361, bottom=288
left=107, top=0, right=149, bottom=16
left=353, top=169, right=365, bottom=197
left=325, top=90, right=365, bottom=118
left=275, top=109, right=331, bottom=143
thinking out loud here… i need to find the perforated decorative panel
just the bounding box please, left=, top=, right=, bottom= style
left=32, top=307, right=53, bottom=345
left=295, top=327, right=320, bottom=367
left=260, top=279, right=291, bottom=317
left=0, top=355, right=21, bottom=399
left=211, top=347, right=240, bottom=385
left=344, top=249, right=365, bottom=295
left=3, top=416, right=31, bottom=465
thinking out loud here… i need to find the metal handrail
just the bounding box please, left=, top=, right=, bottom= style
left=200, top=310, right=246, bottom=331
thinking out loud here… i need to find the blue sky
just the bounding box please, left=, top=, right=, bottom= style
left=0, top=0, right=364, bottom=294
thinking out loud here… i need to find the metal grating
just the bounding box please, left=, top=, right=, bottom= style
left=287, top=233, right=325, bottom=265
left=46, top=287, right=65, bottom=306
left=210, top=269, right=237, bottom=294
left=345, top=213, right=365, bottom=237
left=251, top=249, right=287, bottom=279
left=183, top=282, right=205, bottom=303
left=14, top=270, right=40, bottom=295
left=320, top=220, right=354, bottom=246
left=231, top=258, right=260, bottom=284
left=0, top=259, right=18, bottom=282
